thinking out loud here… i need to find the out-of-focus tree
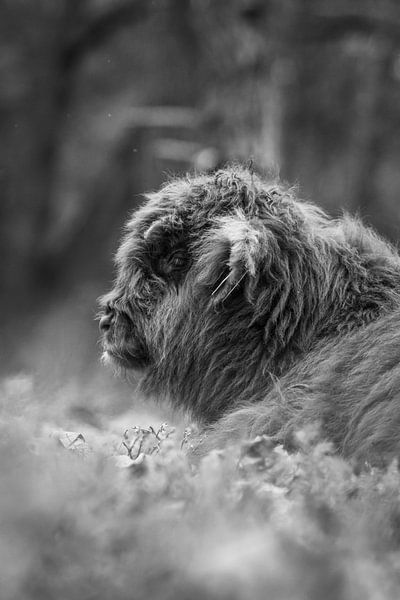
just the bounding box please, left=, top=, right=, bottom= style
left=0, top=0, right=152, bottom=300
left=192, top=0, right=400, bottom=237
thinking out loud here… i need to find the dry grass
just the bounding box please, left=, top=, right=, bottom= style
left=1, top=374, right=400, bottom=600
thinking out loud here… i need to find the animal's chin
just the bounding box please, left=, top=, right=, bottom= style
left=101, top=347, right=149, bottom=371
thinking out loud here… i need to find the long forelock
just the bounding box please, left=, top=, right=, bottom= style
left=122, top=168, right=306, bottom=252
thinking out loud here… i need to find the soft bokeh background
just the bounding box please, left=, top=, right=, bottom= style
left=2, top=0, right=400, bottom=422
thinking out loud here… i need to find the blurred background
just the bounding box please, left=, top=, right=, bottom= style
left=1, top=0, right=400, bottom=421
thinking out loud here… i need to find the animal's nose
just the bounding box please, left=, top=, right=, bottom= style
left=99, top=312, right=114, bottom=333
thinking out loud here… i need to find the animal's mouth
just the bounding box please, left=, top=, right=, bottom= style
left=101, top=338, right=149, bottom=371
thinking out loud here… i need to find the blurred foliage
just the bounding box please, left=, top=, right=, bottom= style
left=2, top=382, right=400, bottom=599
left=1, top=0, right=400, bottom=376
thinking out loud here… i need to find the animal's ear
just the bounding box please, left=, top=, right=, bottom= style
left=197, top=212, right=274, bottom=305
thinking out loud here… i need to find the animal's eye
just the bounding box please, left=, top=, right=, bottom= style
left=167, top=249, right=187, bottom=271
left=159, top=248, right=188, bottom=276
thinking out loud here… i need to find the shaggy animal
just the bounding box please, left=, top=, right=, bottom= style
left=99, top=166, right=400, bottom=430
left=197, top=308, right=400, bottom=466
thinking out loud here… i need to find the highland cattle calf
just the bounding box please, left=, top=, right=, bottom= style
left=99, top=167, right=400, bottom=459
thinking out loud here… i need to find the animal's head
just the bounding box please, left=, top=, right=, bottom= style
left=98, top=167, right=355, bottom=421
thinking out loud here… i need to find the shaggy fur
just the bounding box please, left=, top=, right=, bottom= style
left=99, top=166, right=400, bottom=427
left=196, top=308, right=400, bottom=466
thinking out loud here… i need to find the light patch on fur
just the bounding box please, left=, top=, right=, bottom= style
left=101, top=351, right=113, bottom=366
left=218, top=213, right=262, bottom=278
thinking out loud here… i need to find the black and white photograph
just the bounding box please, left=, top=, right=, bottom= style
left=2, top=1, right=400, bottom=598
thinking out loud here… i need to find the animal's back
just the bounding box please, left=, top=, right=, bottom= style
left=193, top=308, right=400, bottom=465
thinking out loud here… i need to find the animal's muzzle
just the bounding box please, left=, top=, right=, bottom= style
left=98, top=297, right=150, bottom=370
